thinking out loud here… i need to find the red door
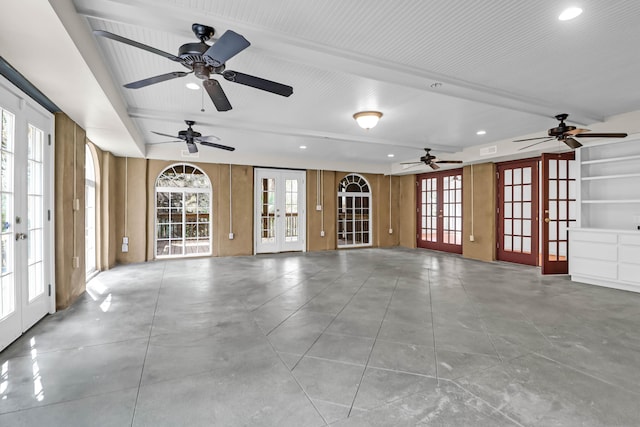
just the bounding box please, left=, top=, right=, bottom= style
left=541, top=152, right=577, bottom=274
left=497, top=159, right=539, bottom=266
left=417, top=169, right=463, bottom=254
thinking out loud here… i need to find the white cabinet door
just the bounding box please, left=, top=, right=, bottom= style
left=255, top=169, right=305, bottom=254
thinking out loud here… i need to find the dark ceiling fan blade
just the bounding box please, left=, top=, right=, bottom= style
left=518, top=138, right=554, bottom=151
left=435, top=160, right=463, bottom=164
left=203, top=79, right=232, bottom=111
left=124, top=71, right=191, bottom=89
left=429, top=163, right=441, bottom=170
left=93, top=30, right=184, bottom=62
left=186, top=142, right=198, bottom=153
left=400, top=161, right=423, bottom=165
left=203, top=30, right=250, bottom=67
left=571, top=132, right=628, bottom=138
left=513, top=136, right=550, bottom=142
left=146, top=140, right=181, bottom=145
left=563, top=137, right=582, bottom=149
left=199, top=141, right=236, bottom=151
left=151, top=131, right=181, bottom=139
left=222, top=71, right=293, bottom=97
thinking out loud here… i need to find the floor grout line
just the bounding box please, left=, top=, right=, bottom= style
left=346, top=276, right=400, bottom=418
left=290, top=268, right=382, bottom=371
left=129, top=261, right=167, bottom=427
left=427, top=269, right=439, bottom=384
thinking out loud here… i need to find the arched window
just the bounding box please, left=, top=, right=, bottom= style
left=155, top=164, right=212, bottom=257
left=85, top=146, right=97, bottom=277
left=337, top=174, right=372, bottom=248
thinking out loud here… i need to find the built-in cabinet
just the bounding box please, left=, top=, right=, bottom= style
left=570, top=138, right=640, bottom=292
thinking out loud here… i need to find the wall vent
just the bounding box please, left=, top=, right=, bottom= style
left=480, top=145, right=497, bottom=156
left=181, top=150, right=199, bottom=158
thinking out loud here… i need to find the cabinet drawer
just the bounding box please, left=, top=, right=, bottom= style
left=570, top=258, right=617, bottom=279
left=620, top=245, right=640, bottom=264
left=570, top=231, right=617, bottom=244
left=620, top=234, right=640, bottom=246
left=571, top=242, right=617, bottom=261
left=620, top=263, right=640, bottom=283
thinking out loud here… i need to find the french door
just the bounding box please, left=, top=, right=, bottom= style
left=1, top=79, right=53, bottom=351
left=254, top=168, right=305, bottom=254
left=497, top=159, right=539, bottom=266
left=541, top=152, right=577, bottom=274
left=416, top=169, right=463, bottom=254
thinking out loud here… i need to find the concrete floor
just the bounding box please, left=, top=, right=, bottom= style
left=1, top=248, right=640, bottom=426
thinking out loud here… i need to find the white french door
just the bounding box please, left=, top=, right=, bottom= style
left=1, top=78, right=54, bottom=351
left=254, top=168, right=305, bottom=254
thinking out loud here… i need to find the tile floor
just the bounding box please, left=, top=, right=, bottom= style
left=1, top=248, right=640, bottom=426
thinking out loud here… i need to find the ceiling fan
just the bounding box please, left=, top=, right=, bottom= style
left=401, top=148, right=463, bottom=170
left=514, top=113, right=628, bottom=150
left=149, top=120, right=235, bottom=153
left=94, top=23, right=293, bottom=111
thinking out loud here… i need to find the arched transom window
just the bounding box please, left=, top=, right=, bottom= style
left=337, top=174, right=372, bottom=248
left=155, top=164, right=212, bottom=257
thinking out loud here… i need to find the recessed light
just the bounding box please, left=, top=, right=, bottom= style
left=186, top=82, right=200, bottom=90
left=299, top=145, right=307, bottom=149
left=476, top=130, right=487, bottom=135
left=559, top=7, right=582, bottom=21
left=387, top=154, right=395, bottom=158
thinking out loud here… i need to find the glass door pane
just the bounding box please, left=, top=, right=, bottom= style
left=497, top=159, right=538, bottom=266
left=27, top=125, right=45, bottom=301
left=0, top=109, right=15, bottom=320
left=417, top=170, right=462, bottom=253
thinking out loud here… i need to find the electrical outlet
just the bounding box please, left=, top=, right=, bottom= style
left=388, top=228, right=393, bottom=234
left=123, top=236, right=129, bottom=244
left=469, top=235, right=475, bottom=242
left=320, top=230, right=325, bottom=237
left=72, top=256, right=79, bottom=268
left=121, top=243, right=128, bottom=253
left=73, top=198, right=80, bottom=211
left=228, top=233, right=234, bottom=240
left=316, top=205, right=322, bottom=211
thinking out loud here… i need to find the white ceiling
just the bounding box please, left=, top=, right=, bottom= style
left=2, top=0, right=639, bottom=173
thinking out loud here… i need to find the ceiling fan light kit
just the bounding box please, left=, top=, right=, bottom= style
left=353, top=111, right=383, bottom=129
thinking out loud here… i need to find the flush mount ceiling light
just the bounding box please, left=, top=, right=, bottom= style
left=185, top=82, right=200, bottom=90
left=353, top=111, right=383, bottom=130
left=559, top=7, right=583, bottom=21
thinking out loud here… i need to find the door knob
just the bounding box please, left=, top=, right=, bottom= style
left=15, top=232, right=27, bottom=240
left=544, top=218, right=550, bottom=223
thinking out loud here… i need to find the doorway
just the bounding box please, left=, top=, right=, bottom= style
left=416, top=169, right=463, bottom=254
left=497, top=154, right=577, bottom=273
left=497, top=158, right=539, bottom=266
left=1, top=80, right=54, bottom=351
left=254, top=168, right=306, bottom=254
left=337, top=174, right=372, bottom=248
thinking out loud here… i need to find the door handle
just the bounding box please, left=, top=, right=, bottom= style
left=15, top=232, right=28, bottom=241
left=544, top=218, right=550, bottom=223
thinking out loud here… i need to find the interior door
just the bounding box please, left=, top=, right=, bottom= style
left=541, top=152, right=577, bottom=274
left=255, top=168, right=305, bottom=254
left=1, top=80, right=53, bottom=351
left=497, top=159, right=539, bottom=266
left=416, top=169, right=463, bottom=254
